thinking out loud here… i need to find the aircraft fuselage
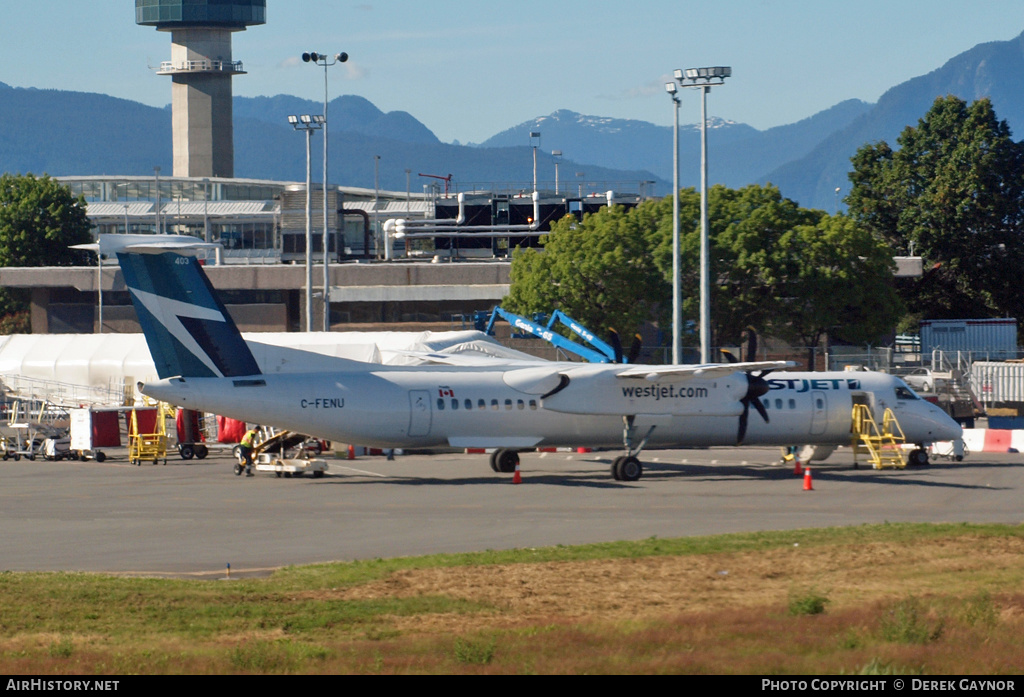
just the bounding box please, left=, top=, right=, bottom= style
left=142, top=366, right=960, bottom=450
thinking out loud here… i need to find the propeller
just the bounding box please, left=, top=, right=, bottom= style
left=720, top=328, right=770, bottom=443
left=608, top=329, right=624, bottom=363
left=737, top=369, right=772, bottom=445
left=627, top=334, right=643, bottom=364
left=607, top=330, right=643, bottom=364
left=744, top=327, right=758, bottom=362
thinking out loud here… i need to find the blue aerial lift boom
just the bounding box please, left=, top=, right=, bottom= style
left=475, top=306, right=636, bottom=363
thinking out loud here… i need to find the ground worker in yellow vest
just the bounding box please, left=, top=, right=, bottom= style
left=238, top=426, right=259, bottom=477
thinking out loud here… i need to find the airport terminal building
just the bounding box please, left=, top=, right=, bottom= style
left=2, top=174, right=640, bottom=335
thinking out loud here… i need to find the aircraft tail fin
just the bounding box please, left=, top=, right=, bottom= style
left=116, top=248, right=261, bottom=379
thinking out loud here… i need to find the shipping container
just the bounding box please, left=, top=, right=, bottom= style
left=970, top=361, right=1024, bottom=404
left=920, top=318, right=1017, bottom=360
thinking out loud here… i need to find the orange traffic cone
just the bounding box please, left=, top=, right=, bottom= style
left=512, top=463, right=522, bottom=484
left=803, top=467, right=814, bottom=491
left=347, top=444, right=355, bottom=460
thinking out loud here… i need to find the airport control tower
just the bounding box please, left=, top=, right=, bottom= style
left=136, top=0, right=266, bottom=178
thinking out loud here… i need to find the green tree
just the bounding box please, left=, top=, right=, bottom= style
left=846, top=95, right=1024, bottom=322
left=0, top=173, right=93, bottom=326
left=507, top=183, right=901, bottom=365
left=504, top=204, right=669, bottom=342
left=648, top=183, right=899, bottom=361
left=769, top=214, right=903, bottom=368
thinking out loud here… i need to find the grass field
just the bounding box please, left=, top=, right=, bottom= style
left=1, top=522, right=1022, bottom=674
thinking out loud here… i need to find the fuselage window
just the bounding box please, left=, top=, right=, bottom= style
left=762, top=398, right=770, bottom=409
left=775, top=398, right=783, bottom=410
left=504, top=399, right=513, bottom=410
left=437, top=398, right=445, bottom=410
left=517, top=399, right=525, bottom=410
left=465, top=399, right=473, bottom=410
left=529, top=400, right=538, bottom=410
left=491, top=399, right=499, bottom=410
left=478, top=399, right=486, bottom=410
left=451, top=398, right=459, bottom=410
left=788, top=399, right=796, bottom=409
left=816, top=397, right=824, bottom=409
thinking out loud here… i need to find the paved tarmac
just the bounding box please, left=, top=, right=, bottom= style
left=1, top=446, right=1021, bottom=577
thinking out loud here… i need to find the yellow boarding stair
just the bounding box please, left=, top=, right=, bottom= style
left=851, top=404, right=906, bottom=469
left=128, top=402, right=170, bottom=466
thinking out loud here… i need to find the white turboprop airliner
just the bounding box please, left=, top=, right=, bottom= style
left=112, top=238, right=962, bottom=481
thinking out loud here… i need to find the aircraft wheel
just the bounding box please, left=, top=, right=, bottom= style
left=610, top=455, right=625, bottom=481
left=908, top=448, right=930, bottom=467
left=615, top=456, right=643, bottom=482
left=496, top=449, right=519, bottom=473
left=489, top=449, right=503, bottom=472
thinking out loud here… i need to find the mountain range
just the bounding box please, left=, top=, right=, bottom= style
left=3, top=29, right=1024, bottom=210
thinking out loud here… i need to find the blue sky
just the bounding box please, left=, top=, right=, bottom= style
left=3, top=1, right=1024, bottom=144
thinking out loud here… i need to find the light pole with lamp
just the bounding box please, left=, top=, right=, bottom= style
left=288, top=114, right=323, bottom=332
left=530, top=132, right=541, bottom=192
left=202, top=178, right=210, bottom=243
left=673, top=66, right=731, bottom=364
left=373, top=155, right=382, bottom=259
left=665, top=80, right=682, bottom=365
left=302, top=51, right=348, bottom=331
left=154, top=166, right=162, bottom=235
left=552, top=150, right=562, bottom=194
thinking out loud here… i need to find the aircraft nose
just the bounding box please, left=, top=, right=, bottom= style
left=922, top=403, right=963, bottom=441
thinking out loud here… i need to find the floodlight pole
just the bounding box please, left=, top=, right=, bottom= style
left=666, top=81, right=681, bottom=365
left=530, top=132, right=541, bottom=192
left=674, top=66, right=731, bottom=364
left=288, top=114, right=323, bottom=332
left=302, top=51, right=348, bottom=331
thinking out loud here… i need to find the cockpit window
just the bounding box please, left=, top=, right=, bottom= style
left=894, top=382, right=919, bottom=400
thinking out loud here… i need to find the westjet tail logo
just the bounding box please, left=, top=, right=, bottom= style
left=129, top=287, right=229, bottom=377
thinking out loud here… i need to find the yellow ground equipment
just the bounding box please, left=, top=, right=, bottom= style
left=128, top=403, right=170, bottom=465
left=851, top=404, right=906, bottom=469
left=234, top=428, right=327, bottom=478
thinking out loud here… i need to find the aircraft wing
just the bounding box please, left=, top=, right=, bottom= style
left=615, top=361, right=794, bottom=381
left=393, top=350, right=545, bottom=367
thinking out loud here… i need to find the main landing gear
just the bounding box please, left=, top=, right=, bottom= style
left=611, top=415, right=655, bottom=482
left=489, top=415, right=655, bottom=482
left=490, top=448, right=520, bottom=473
